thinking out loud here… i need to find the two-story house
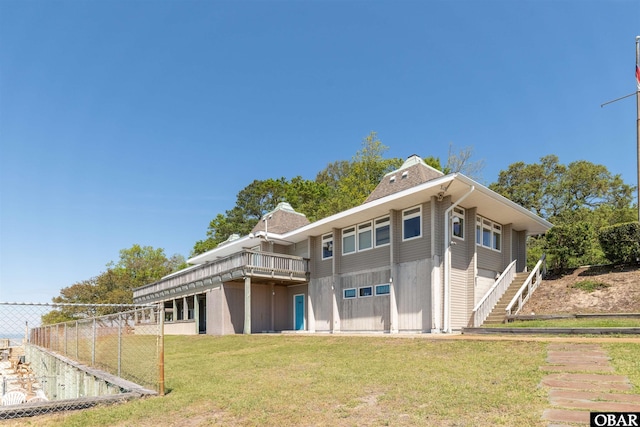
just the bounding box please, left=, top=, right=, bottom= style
left=133, top=155, right=552, bottom=334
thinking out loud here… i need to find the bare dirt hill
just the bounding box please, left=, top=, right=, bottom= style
left=524, top=264, right=640, bottom=314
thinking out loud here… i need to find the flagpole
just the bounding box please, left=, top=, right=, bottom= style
left=636, top=35, right=640, bottom=221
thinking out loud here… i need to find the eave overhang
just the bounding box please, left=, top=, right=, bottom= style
left=182, top=173, right=552, bottom=266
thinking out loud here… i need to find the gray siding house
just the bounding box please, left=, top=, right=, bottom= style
left=133, top=155, right=552, bottom=334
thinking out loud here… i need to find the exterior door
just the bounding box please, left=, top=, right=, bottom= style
left=294, top=294, right=305, bottom=330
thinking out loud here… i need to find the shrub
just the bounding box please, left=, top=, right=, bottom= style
left=598, top=222, right=640, bottom=264
left=572, top=280, right=610, bottom=292
left=545, top=221, right=595, bottom=269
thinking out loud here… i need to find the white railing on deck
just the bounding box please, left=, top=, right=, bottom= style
left=133, top=250, right=309, bottom=300
left=471, top=259, right=517, bottom=327
left=505, top=256, right=545, bottom=317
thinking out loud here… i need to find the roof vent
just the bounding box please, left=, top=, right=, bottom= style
left=389, top=175, right=396, bottom=183
left=401, top=171, right=408, bottom=179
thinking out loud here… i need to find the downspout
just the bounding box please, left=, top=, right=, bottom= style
left=443, top=184, right=475, bottom=333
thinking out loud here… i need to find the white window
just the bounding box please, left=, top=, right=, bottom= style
left=402, top=206, right=421, bottom=240
left=493, top=223, right=502, bottom=251
left=452, top=207, right=465, bottom=240
left=342, top=227, right=356, bottom=255
left=343, top=288, right=356, bottom=299
left=322, top=233, right=333, bottom=259
left=357, top=221, right=373, bottom=251
left=359, top=286, right=373, bottom=297
left=476, top=217, right=502, bottom=252
left=374, top=216, right=390, bottom=247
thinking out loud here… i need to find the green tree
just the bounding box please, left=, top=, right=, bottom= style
left=545, top=222, right=596, bottom=270
left=193, top=132, right=403, bottom=256
left=107, top=244, right=183, bottom=290
left=490, top=155, right=636, bottom=269
left=193, top=178, right=289, bottom=255
left=319, top=132, right=402, bottom=215
left=284, top=176, right=331, bottom=223
left=599, top=222, right=640, bottom=264
left=422, top=155, right=444, bottom=171
left=490, top=155, right=635, bottom=222
left=42, top=245, right=183, bottom=324
left=191, top=134, right=487, bottom=258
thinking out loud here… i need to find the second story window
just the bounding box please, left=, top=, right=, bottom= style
left=322, top=233, right=333, bottom=259
left=403, top=206, right=422, bottom=241
left=452, top=207, right=465, bottom=240
left=358, top=221, right=372, bottom=251
left=493, top=223, right=502, bottom=251
left=476, top=217, right=502, bottom=252
left=342, top=227, right=356, bottom=255
left=374, top=216, right=390, bottom=247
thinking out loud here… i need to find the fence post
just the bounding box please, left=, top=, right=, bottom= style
left=158, top=304, right=165, bottom=396
left=92, top=318, right=96, bottom=366
left=118, top=313, right=122, bottom=378
left=64, top=323, right=68, bottom=356
left=75, top=320, right=79, bottom=359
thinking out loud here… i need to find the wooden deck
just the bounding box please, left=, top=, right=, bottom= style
left=133, top=250, right=310, bottom=303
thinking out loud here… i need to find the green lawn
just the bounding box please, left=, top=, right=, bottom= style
left=11, top=335, right=640, bottom=427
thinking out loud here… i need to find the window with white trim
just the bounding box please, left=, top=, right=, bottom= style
left=322, top=233, right=333, bottom=259
left=452, top=207, right=465, bottom=239
left=359, top=286, right=373, bottom=297
left=476, top=217, right=502, bottom=252
left=358, top=221, right=372, bottom=251
left=374, top=216, right=390, bottom=247
left=342, top=226, right=356, bottom=255
left=343, top=288, right=356, bottom=299
left=402, top=206, right=422, bottom=240
left=492, top=223, right=501, bottom=251
left=375, top=284, right=390, bottom=295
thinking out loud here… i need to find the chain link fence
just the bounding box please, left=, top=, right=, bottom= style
left=0, top=302, right=164, bottom=420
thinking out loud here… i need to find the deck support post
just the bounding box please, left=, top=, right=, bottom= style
left=244, top=276, right=252, bottom=334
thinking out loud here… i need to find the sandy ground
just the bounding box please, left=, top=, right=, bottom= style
left=524, top=264, right=640, bottom=314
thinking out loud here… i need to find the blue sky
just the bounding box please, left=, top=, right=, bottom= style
left=1, top=0, right=638, bottom=303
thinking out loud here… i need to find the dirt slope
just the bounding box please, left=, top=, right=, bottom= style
left=523, top=264, right=640, bottom=314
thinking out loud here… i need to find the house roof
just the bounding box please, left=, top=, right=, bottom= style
left=251, top=202, right=310, bottom=234
left=187, top=171, right=552, bottom=265
left=275, top=173, right=553, bottom=245
left=364, top=155, right=444, bottom=203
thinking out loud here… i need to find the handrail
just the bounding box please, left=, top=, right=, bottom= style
left=505, top=255, right=546, bottom=316
left=471, top=259, right=517, bottom=327
left=133, top=250, right=309, bottom=300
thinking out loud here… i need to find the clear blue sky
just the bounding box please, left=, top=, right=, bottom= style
left=1, top=0, right=638, bottom=303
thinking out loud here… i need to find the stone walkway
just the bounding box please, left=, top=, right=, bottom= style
left=540, top=343, right=640, bottom=426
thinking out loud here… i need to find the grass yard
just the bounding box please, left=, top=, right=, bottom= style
left=6, top=335, right=639, bottom=427
left=6, top=335, right=549, bottom=426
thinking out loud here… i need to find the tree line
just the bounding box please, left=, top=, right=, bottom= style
left=44, top=132, right=638, bottom=323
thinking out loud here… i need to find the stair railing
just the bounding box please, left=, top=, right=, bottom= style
left=505, top=255, right=546, bottom=317
left=471, top=259, right=517, bottom=327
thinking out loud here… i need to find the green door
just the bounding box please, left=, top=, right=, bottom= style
left=294, top=294, right=304, bottom=330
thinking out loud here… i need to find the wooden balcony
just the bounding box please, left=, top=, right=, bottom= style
left=133, top=250, right=310, bottom=303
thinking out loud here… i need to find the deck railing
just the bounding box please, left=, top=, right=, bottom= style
left=505, top=255, right=546, bottom=317
left=471, top=259, right=517, bottom=327
left=133, top=250, right=309, bottom=301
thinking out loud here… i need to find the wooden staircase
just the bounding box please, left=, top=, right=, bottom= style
left=482, top=272, right=530, bottom=324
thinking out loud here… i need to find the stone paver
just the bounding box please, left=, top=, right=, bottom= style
left=540, top=364, right=614, bottom=373
left=549, top=389, right=640, bottom=404
left=542, top=409, right=590, bottom=424
left=540, top=343, right=640, bottom=426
